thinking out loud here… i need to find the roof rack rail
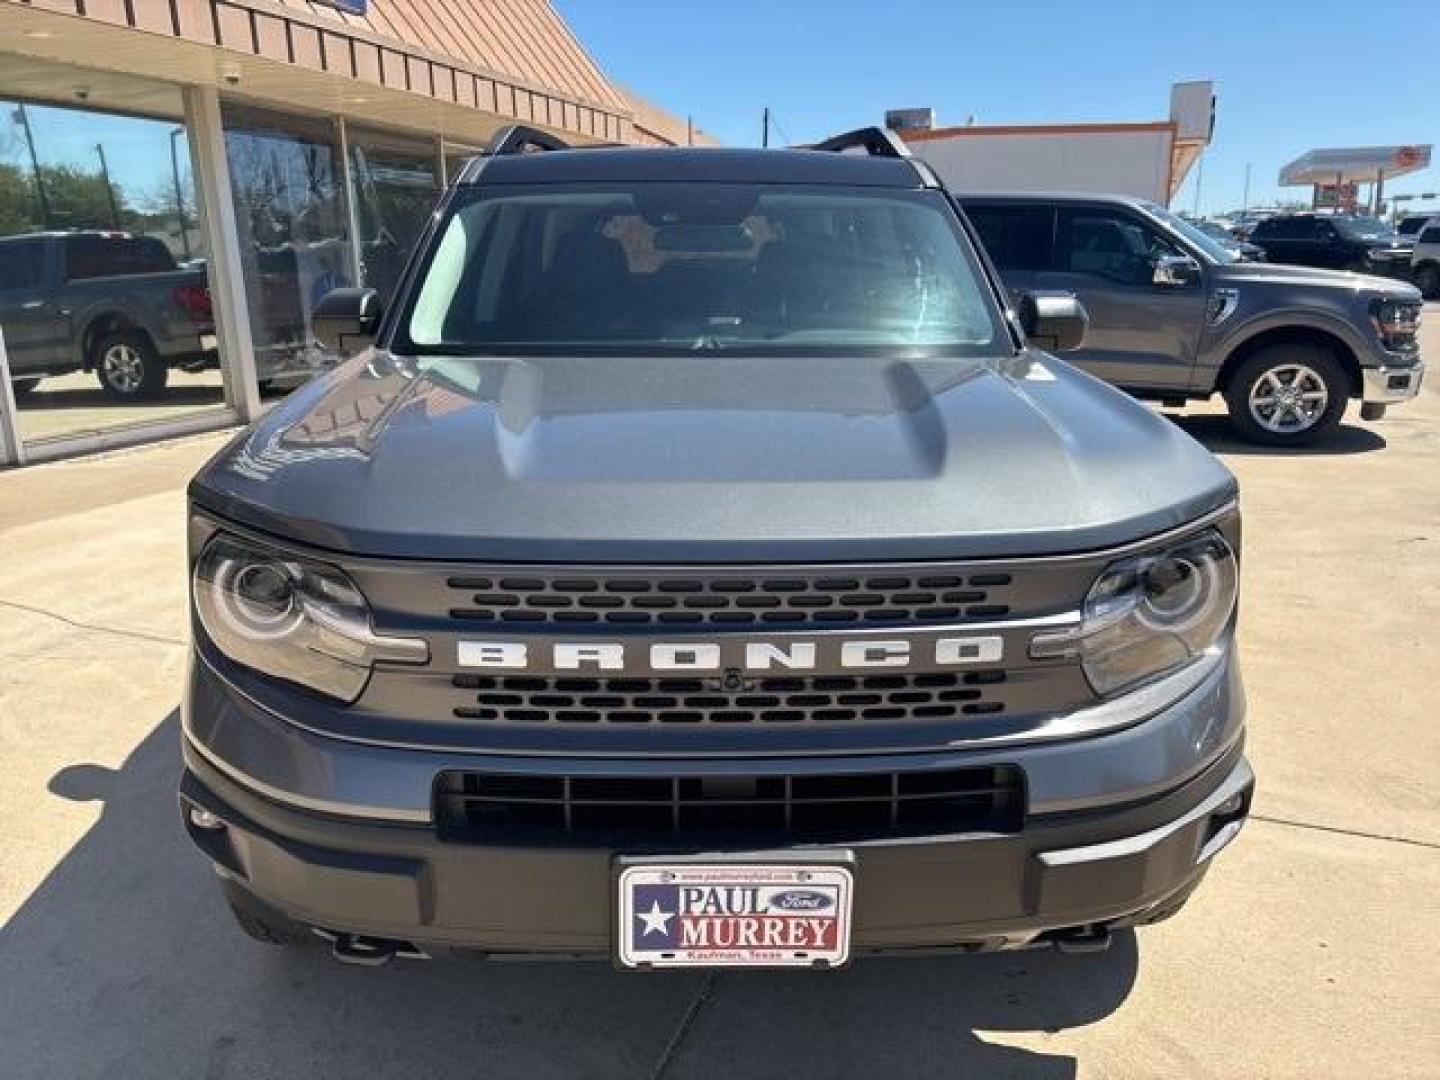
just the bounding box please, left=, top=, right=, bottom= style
left=810, top=126, right=911, bottom=159
left=483, top=124, right=570, bottom=156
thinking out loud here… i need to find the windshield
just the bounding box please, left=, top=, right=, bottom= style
left=1333, top=216, right=1397, bottom=241
left=1143, top=204, right=1239, bottom=264
left=397, top=183, right=1005, bottom=356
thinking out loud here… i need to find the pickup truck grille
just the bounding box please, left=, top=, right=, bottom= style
left=451, top=671, right=1012, bottom=725
left=434, top=764, right=1024, bottom=841
left=444, top=570, right=1016, bottom=627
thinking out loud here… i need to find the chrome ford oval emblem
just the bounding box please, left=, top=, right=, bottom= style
left=770, top=890, right=833, bottom=912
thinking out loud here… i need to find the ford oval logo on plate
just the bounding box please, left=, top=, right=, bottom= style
left=769, top=889, right=833, bottom=912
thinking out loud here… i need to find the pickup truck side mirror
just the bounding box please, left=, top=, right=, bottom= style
left=312, top=287, right=383, bottom=355
left=1153, top=254, right=1201, bottom=288
left=1017, top=291, right=1087, bottom=352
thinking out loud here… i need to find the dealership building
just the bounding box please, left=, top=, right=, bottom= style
left=0, top=0, right=713, bottom=466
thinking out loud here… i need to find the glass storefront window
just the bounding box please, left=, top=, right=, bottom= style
left=347, top=127, right=440, bottom=303
left=221, top=104, right=351, bottom=393
left=0, top=89, right=229, bottom=448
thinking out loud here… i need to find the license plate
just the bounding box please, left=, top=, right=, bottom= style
left=616, top=862, right=853, bottom=969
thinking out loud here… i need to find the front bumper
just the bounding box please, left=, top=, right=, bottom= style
left=1361, top=361, right=1424, bottom=405
left=181, top=745, right=1251, bottom=957
left=180, top=647, right=1251, bottom=956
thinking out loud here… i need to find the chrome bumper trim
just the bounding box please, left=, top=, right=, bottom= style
left=1361, top=362, right=1424, bottom=404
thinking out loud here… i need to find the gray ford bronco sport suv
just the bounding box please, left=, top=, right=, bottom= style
left=181, top=127, right=1253, bottom=968
left=961, top=193, right=1426, bottom=446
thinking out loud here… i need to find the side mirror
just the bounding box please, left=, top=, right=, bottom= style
left=1017, top=291, right=1087, bottom=352
left=312, top=287, right=383, bottom=355
left=1153, top=253, right=1201, bottom=288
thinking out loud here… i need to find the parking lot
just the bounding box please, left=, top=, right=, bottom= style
left=1, top=309, right=1437, bottom=1079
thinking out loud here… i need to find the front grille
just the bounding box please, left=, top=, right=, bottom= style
left=451, top=671, right=1009, bottom=725
left=434, top=765, right=1024, bottom=842
left=445, top=570, right=1016, bottom=627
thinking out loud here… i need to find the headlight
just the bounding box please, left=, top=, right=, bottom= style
left=1371, top=298, right=1421, bottom=351
left=193, top=533, right=427, bottom=702
left=1031, top=529, right=1237, bottom=697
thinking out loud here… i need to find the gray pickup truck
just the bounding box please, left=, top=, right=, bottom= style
left=0, top=231, right=216, bottom=400
left=180, top=127, right=1252, bottom=969
left=961, top=194, right=1425, bottom=445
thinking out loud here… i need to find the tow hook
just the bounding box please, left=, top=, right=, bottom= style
left=315, top=929, right=430, bottom=966
left=1053, top=925, right=1111, bottom=955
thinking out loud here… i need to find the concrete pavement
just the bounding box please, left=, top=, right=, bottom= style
left=2, top=315, right=1438, bottom=1078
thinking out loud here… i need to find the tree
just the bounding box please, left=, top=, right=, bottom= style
left=40, top=164, right=133, bottom=231
left=0, top=162, right=41, bottom=235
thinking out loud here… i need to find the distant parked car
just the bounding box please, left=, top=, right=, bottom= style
left=1194, top=219, right=1266, bottom=262
left=0, top=231, right=216, bottom=400
left=1412, top=221, right=1440, bottom=298
left=1396, top=214, right=1438, bottom=241
left=962, top=192, right=1425, bottom=445
left=1248, top=214, right=1415, bottom=278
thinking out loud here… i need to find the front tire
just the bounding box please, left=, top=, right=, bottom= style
left=94, top=331, right=167, bottom=400
left=1223, top=346, right=1348, bottom=446
left=1416, top=263, right=1440, bottom=299
left=220, top=876, right=306, bottom=947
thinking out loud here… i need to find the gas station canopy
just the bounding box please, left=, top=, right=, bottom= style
left=1280, top=145, right=1432, bottom=186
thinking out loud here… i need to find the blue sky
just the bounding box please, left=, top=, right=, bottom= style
left=558, top=0, right=1440, bottom=215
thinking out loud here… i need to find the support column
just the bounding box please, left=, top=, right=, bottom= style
left=0, top=328, right=27, bottom=466
left=184, top=85, right=260, bottom=424
left=337, top=117, right=364, bottom=289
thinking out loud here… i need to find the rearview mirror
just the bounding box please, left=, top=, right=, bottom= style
left=1153, top=253, right=1201, bottom=288
left=1017, top=291, right=1087, bottom=352
left=312, top=288, right=383, bottom=355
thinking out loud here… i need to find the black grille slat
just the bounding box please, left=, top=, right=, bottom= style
left=435, top=765, right=1024, bottom=841
left=445, top=570, right=1018, bottom=626
left=450, top=672, right=1009, bottom=725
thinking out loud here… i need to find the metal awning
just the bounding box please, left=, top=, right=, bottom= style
left=1280, top=145, right=1432, bottom=186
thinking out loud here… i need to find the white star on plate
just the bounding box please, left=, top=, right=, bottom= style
left=637, top=899, right=674, bottom=937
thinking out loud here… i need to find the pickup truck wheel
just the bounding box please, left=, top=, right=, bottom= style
left=95, top=332, right=167, bottom=400
left=220, top=877, right=305, bottom=946
left=1416, top=264, right=1440, bottom=299
left=10, top=377, right=41, bottom=399
left=1223, top=346, right=1347, bottom=446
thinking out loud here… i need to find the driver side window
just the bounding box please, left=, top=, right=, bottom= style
left=1060, top=208, right=1177, bottom=286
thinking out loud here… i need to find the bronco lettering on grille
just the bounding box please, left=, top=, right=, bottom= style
left=456, top=636, right=1003, bottom=672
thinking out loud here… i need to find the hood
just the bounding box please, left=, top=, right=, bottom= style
left=1214, top=259, right=1423, bottom=298
left=191, top=350, right=1236, bottom=563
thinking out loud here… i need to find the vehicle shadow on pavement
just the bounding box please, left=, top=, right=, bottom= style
left=1170, top=413, right=1386, bottom=456
left=15, top=385, right=227, bottom=411
left=1, top=713, right=1138, bottom=1080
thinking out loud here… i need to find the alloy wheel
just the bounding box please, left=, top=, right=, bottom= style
left=102, top=343, right=145, bottom=395
left=1247, top=363, right=1329, bottom=435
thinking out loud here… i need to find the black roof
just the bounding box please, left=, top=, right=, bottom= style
left=463, top=147, right=932, bottom=188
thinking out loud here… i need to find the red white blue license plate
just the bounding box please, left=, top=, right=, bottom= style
left=616, top=862, right=853, bottom=969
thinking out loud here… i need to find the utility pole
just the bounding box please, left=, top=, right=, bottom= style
left=762, top=107, right=770, bottom=149
left=170, top=127, right=191, bottom=260
left=95, top=143, right=121, bottom=229
left=14, top=105, right=51, bottom=229
left=686, top=115, right=693, bottom=147
left=1193, top=157, right=1204, bottom=217
left=1242, top=162, right=1251, bottom=213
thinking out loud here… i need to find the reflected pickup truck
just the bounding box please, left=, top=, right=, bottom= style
left=0, top=231, right=216, bottom=401
left=180, top=126, right=1253, bottom=969
left=961, top=194, right=1425, bottom=446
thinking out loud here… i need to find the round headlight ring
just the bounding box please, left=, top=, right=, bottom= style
left=211, top=555, right=304, bottom=640
left=1134, top=549, right=1222, bottom=635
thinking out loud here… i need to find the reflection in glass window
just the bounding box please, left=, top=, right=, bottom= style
left=348, top=128, right=440, bottom=302
left=0, top=97, right=224, bottom=444
left=222, top=104, right=351, bottom=390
